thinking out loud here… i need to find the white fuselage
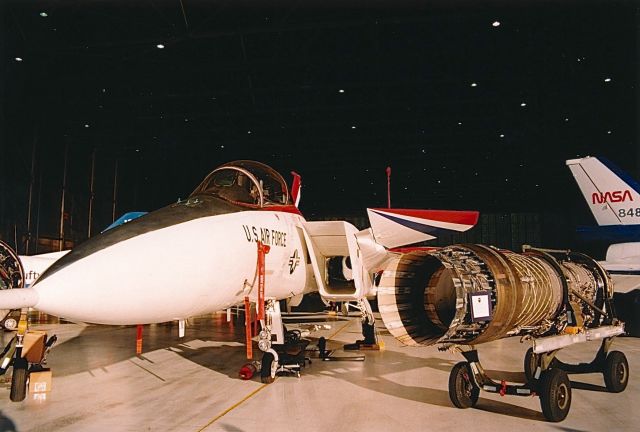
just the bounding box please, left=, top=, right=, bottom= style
left=30, top=210, right=311, bottom=324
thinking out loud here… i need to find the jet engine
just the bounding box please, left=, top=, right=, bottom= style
left=377, top=244, right=613, bottom=346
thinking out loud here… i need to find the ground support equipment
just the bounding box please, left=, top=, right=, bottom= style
left=447, top=324, right=627, bottom=422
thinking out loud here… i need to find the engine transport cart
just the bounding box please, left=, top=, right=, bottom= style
left=447, top=323, right=627, bottom=422
left=0, top=311, right=57, bottom=402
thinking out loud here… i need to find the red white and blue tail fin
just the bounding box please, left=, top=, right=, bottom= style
left=367, top=208, right=479, bottom=249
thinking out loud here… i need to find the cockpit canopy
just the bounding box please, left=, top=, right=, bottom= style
left=190, top=160, right=290, bottom=207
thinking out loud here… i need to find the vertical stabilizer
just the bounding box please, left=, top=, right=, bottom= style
left=566, top=157, right=640, bottom=226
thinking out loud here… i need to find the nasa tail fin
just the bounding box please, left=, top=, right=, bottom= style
left=566, top=156, right=640, bottom=226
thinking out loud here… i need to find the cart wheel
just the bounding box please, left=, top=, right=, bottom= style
left=260, top=352, right=276, bottom=384
left=448, top=361, right=480, bottom=408
left=539, top=368, right=571, bottom=422
left=10, top=359, right=28, bottom=402
left=524, top=347, right=538, bottom=383
left=603, top=351, right=628, bottom=393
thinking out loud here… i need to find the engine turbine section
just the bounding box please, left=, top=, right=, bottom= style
left=377, top=244, right=613, bottom=346
left=0, top=240, right=24, bottom=291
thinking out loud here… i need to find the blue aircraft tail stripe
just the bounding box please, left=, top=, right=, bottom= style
left=598, top=157, right=640, bottom=195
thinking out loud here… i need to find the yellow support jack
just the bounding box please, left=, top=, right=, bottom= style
left=0, top=308, right=56, bottom=402
left=9, top=308, right=30, bottom=402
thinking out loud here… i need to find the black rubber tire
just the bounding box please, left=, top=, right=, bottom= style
left=524, top=347, right=538, bottom=383
left=603, top=351, right=629, bottom=393
left=448, top=361, right=480, bottom=409
left=1, top=317, right=19, bottom=331
left=260, top=352, right=275, bottom=384
left=10, top=361, right=28, bottom=402
left=539, top=368, right=571, bottom=422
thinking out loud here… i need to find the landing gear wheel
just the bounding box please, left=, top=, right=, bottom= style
left=10, top=359, right=28, bottom=402
left=2, top=317, right=18, bottom=331
left=539, top=368, right=571, bottom=422
left=260, top=352, right=276, bottom=384
left=449, top=362, right=480, bottom=408
left=603, top=351, right=628, bottom=393
left=524, top=347, right=538, bottom=383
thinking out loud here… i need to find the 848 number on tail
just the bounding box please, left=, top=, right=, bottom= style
left=618, top=208, right=640, bottom=218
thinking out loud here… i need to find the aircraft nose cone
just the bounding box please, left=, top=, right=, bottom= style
left=31, top=196, right=247, bottom=324
left=34, top=218, right=154, bottom=285
left=35, top=196, right=235, bottom=286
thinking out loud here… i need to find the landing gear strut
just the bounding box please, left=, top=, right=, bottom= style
left=257, top=298, right=310, bottom=383
left=344, top=298, right=380, bottom=350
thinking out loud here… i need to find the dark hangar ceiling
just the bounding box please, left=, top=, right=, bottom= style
left=0, top=1, right=637, bottom=241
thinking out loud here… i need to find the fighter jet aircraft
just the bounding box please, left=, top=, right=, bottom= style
left=1, top=161, right=627, bottom=421
left=0, top=160, right=477, bottom=382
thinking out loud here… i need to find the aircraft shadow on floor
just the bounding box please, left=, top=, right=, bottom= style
left=298, top=342, right=544, bottom=422
left=43, top=317, right=251, bottom=378
left=30, top=316, right=599, bottom=422
left=42, top=314, right=347, bottom=379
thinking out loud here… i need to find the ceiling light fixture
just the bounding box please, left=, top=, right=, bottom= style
left=156, top=44, right=165, bottom=49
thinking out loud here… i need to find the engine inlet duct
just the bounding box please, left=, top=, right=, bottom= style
left=377, top=244, right=613, bottom=346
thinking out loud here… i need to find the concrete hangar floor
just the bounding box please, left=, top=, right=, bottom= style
left=0, top=312, right=638, bottom=432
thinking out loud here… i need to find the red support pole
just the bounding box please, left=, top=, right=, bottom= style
left=136, top=324, right=143, bottom=355
left=253, top=307, right=258, bottom=336
left=256, top=241, right=271, bottom=320
left=244, top=296, right=253, bottom=360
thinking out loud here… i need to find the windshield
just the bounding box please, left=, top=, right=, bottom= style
left=190, top=160, right=290, bottom=207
